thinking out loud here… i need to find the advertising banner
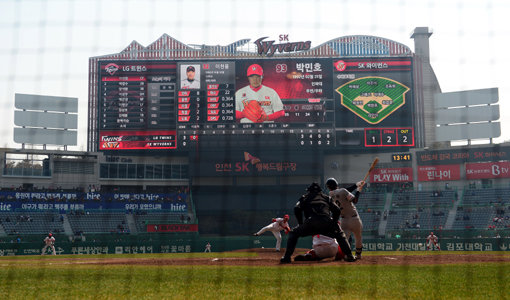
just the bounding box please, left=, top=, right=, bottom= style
left=146, top=224, right=198, bottom=233
left=465, top=161, right=510, bottom=179
left=417, top=165, right=461, bottom=181
left=1, top=238, right=508, bottom=256
left=416, top=146, right=510, bottom=165
left=190, top=151, right=322, bottom=176
left=370, top=167, right=413, bottom=183
left=0, top=192, right=188, bottom=212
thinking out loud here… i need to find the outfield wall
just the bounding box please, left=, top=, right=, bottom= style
left=0, top=235, right=508, bottom=256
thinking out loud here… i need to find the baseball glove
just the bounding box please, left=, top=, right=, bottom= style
left=243, top=100, right=267, bottom=123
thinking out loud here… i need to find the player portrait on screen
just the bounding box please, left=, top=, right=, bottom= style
left=235, top=64, right=285, bottom=123
left=180, top=65, right=200, bottom=89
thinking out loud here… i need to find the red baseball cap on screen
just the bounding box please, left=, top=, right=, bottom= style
left=247, top=64, right=263, bottom=76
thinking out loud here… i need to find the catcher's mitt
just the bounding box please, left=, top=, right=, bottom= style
left=243, top=100, right=267, bottom=123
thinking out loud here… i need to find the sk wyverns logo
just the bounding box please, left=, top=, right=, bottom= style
left=254, top=37, right=311, bottom=57
left=334, top=60, right=347, bottom=72
left=105, top=63, right=119, bottom=75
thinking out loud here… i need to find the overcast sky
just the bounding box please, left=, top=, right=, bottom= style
left=0, top=0, right=508, bottom=150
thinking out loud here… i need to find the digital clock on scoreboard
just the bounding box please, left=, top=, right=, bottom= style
left=391, top=153, right=412, bottom=162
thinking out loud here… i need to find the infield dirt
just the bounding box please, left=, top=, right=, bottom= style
left=57, top=249, right=510, bottom=267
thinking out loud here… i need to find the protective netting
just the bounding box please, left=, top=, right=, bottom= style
left=0, top=0, right=508, bottom=299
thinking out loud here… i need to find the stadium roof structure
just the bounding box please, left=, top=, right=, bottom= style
left=90, top=33, right=413, bottom=60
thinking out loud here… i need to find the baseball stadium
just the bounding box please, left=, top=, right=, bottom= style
left=1, top=3, right=509, bottom=298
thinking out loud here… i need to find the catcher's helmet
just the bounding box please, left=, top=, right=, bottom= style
left=306, top=182, right=322, bottom=193
left=325, top=178, right=338, bottom=190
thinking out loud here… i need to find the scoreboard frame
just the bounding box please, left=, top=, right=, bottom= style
left=96, top=57, right=415, bottom=153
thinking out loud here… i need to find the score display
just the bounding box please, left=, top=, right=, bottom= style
left=97, top=57, right=414, bottom=152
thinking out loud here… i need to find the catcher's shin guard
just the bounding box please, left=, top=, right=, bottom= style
left=355, top=247, right=362, bottom=259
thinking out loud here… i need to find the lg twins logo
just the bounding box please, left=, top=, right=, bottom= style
left=105, top=63, right=119, bottom=75
left=101, top=135, right=122, bottom=149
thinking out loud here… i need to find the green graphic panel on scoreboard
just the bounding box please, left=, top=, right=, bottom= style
left=336, top=76, right=410, bottom=124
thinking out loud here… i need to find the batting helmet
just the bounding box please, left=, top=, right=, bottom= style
left=247, top=64, right=263, bottom=77
left=325, top=178, right=338, bottom=190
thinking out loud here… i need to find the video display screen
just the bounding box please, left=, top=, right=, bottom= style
left=97, top=57, right=414, bottom=151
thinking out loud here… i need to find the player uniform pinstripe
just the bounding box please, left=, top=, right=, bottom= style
left=235, top=85, right=283, bottom=123
left=330, top=188, right=363, bottom=257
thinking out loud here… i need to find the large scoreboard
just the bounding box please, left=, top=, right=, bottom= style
left=97, top=57, right=414, bottom=152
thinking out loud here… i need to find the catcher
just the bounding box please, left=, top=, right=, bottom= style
left=280, top=182, right=356, bottom=264
left=235, top=64, right=285, bottom=123
left=294, top=234, right=346, bottom=262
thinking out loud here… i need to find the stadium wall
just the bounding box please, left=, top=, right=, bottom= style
left=1, top=235, right=508, bottom=256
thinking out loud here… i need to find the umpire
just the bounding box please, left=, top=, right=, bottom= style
left=280, top=182, right=356, bottom=264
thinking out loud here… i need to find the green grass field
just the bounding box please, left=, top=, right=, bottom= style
left=1, top=252, right=509, bottom=300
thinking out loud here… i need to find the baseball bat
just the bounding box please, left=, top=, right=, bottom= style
left=359, top=157, right=379, bottom=191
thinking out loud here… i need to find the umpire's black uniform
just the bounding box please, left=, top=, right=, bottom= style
left=280, top=182, right=356, bottom=263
